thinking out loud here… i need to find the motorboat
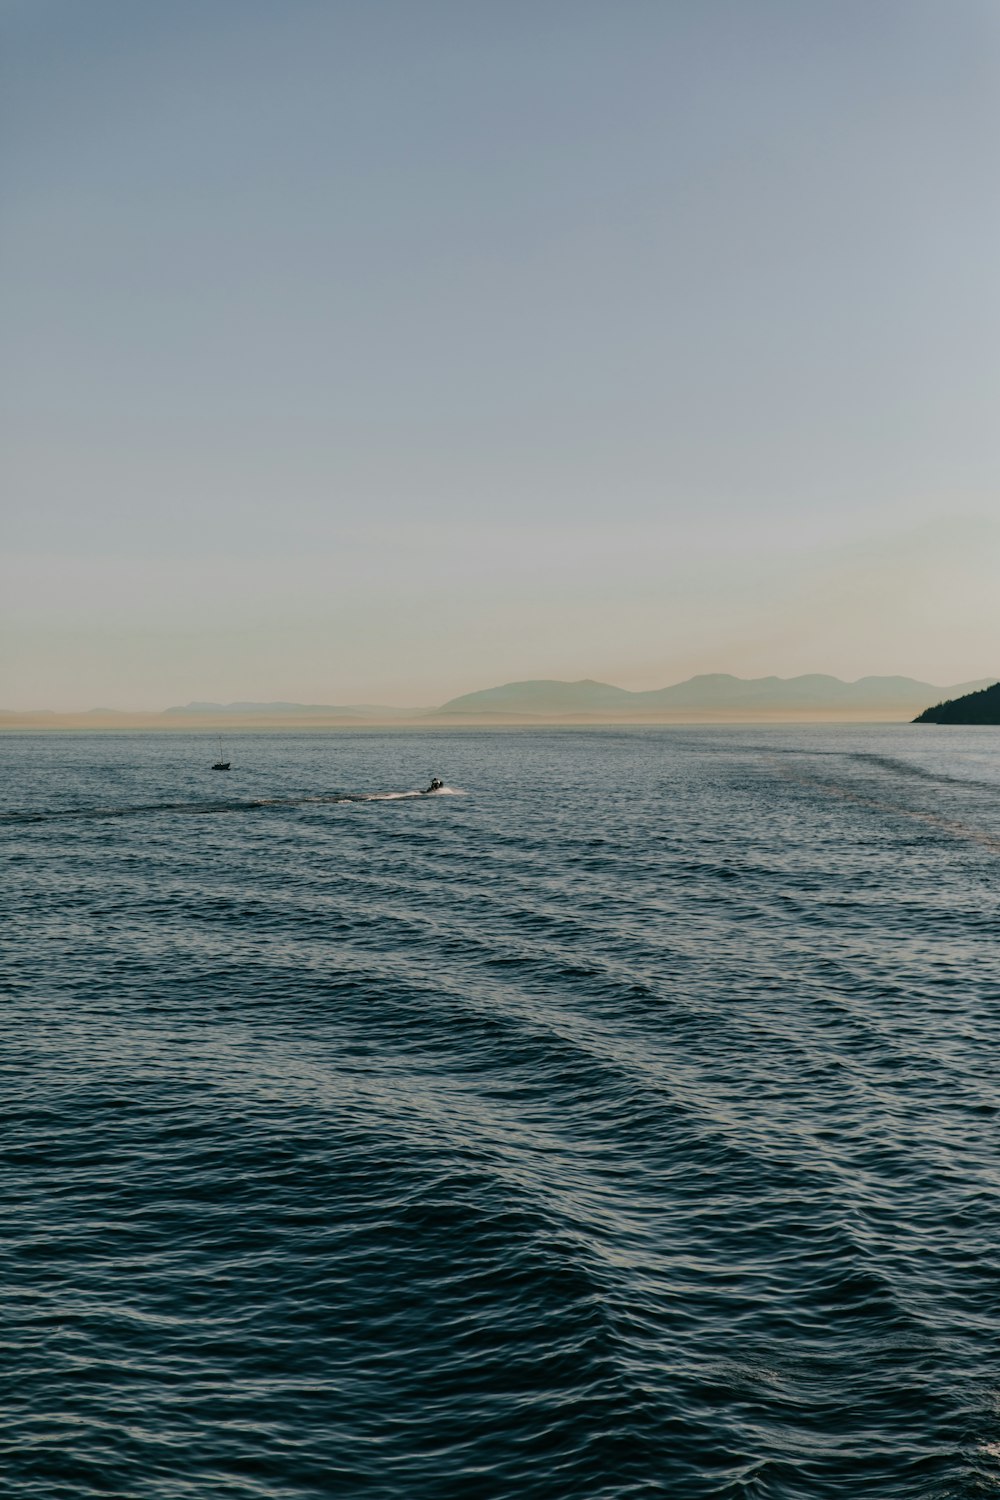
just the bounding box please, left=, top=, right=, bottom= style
left=423, top=777, right=444, bottom=793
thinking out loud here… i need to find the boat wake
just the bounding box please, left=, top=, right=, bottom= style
left=361, top=784, right=464, bottom=801
left=0, top=786, right=466, bottom=826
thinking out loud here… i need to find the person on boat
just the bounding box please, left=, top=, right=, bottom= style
left=424, top=777, right=444, bottom=793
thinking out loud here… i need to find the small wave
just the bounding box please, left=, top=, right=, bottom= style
left=847, top=751, right=1000, bottom=793
left=769, top=763, right=1000, bottom=853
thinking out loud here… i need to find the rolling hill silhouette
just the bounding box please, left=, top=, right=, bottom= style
left=431, top=674, right=994, bottom=719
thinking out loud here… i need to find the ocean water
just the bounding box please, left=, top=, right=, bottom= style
left=2, top=725, right=999, bottom=1500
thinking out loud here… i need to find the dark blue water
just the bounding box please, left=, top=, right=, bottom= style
left=2, top=727, right=999, bottom=1499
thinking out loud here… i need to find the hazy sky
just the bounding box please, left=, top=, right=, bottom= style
left=3, top=0, right=998, bottom=708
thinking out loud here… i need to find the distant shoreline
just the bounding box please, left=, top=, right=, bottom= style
left=0, top=710, right=965, bottom=731
left=5, top=673, right=994, bottom=729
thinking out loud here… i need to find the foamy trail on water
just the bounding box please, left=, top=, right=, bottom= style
left=0, top=786, right=467, bottom=823
left=361, top=785, right=466, bottom=801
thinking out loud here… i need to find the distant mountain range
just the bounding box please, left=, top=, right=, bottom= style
left=429, top=674, right=997, bottom=720
left=4, top=674, right=996, bottom=726
left=914, top=681, right=1000, bottom=725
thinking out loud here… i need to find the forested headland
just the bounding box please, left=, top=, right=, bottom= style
left=914, top=682, right=1000, bottom=724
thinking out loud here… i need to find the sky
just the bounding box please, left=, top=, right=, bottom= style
left=2, top=0, right=998, bottom=709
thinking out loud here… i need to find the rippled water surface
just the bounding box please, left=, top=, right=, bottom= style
left=3, top=726, right=999, bottom=1498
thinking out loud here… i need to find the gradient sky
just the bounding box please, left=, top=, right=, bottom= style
left=3, top=0, right=998, bottom=708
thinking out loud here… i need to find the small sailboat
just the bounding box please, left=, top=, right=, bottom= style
left=211, top=735, right=231, bottom=771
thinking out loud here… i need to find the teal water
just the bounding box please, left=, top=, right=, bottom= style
left=2, top=726, right=999, bottom=1498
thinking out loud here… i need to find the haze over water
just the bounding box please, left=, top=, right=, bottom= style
left=4, top=726, right=999, bottom=1498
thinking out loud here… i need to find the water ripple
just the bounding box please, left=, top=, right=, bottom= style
left=2, top=726, right=999, bottom=1497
